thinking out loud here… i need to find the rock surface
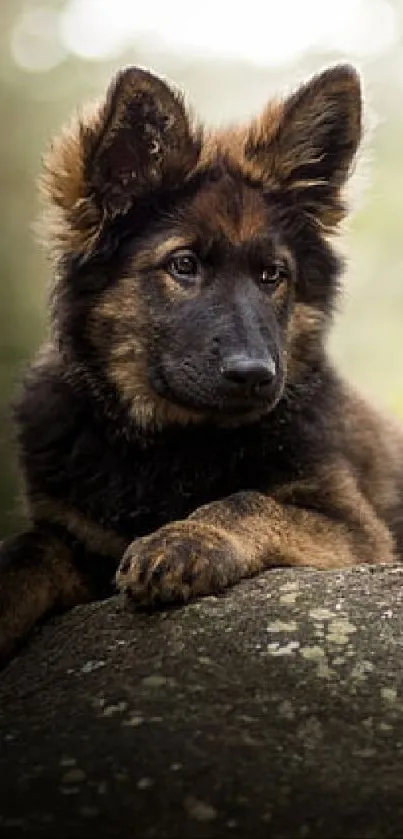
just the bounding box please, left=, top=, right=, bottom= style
left=1, top=565, right=403, bottom=838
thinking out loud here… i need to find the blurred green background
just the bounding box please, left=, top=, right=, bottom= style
left=0, top=0, right=402, bottom=536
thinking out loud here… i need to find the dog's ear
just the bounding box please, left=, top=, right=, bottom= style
left=85, top=67, right=198, bottom=215
left=246, top=64, right=362, bottom=229
left=40, top=67, right=198, bottom=260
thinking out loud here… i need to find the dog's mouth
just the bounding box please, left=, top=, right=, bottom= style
left=149, top=363, right=284, bottom=419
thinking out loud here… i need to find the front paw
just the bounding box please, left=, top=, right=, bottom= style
left=115, top=522, right=242, bottom=607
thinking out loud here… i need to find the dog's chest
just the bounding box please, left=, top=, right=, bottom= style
left=91, top=421, right=308, bottom=538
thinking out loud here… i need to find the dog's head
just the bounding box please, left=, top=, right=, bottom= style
left=41, top=64, right=362, bottom=427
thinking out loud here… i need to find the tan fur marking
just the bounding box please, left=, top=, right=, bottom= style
left=336, top=386, right=403, bottom=529
left=161, top=273, right=196, bottom=300
left=132, top=236, right=201, bottom=300
left=32, top=495, right=126, bottom=559
left=195, top=110, right=282, bottom=186
left=0, top=537, right=89, bottom=662
left=89, top=277, right=204, bottom=428
left=286, top=303, right=328, bottom=381
left=135, top=236, right=193, bottom=268
left=184, top=175, right=268, bottom=246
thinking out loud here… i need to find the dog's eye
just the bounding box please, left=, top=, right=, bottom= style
left=259, top=261, right=288, bottom=287
left=168, top=250, right=200, bottom=281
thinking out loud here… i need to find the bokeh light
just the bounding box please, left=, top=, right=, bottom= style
left=9, top=0, right=399, bottom=72
left=11, top=6, right=67, bottom=72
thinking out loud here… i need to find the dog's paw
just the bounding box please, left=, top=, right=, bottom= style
left=115, top=521, right=243, bottom=607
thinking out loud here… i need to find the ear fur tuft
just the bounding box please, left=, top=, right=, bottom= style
left=39, top=67, right=199, bottom=261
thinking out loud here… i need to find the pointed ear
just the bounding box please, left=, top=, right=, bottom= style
left=85, top=66, right=198, bottom=215
left=246, top=65, right=362, bottom=229
left=40, top=67, right=199, bottom=261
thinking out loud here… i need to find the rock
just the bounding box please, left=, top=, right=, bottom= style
left=1, top=564, right=403, bottom=838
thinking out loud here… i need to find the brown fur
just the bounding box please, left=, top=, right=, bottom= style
left=88, top=275, right=205, bottom=428
left=0, top=534, right=89, bottom=660
left=117, top=469, right=396, bottom=606
left=32, top=495, right=126, bottom=558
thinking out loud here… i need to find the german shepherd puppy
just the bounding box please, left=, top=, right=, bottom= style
left=1, top=64, right=402, bottom=663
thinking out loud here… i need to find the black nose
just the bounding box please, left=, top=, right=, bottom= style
left=220, top=354, right=276, bottom=389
